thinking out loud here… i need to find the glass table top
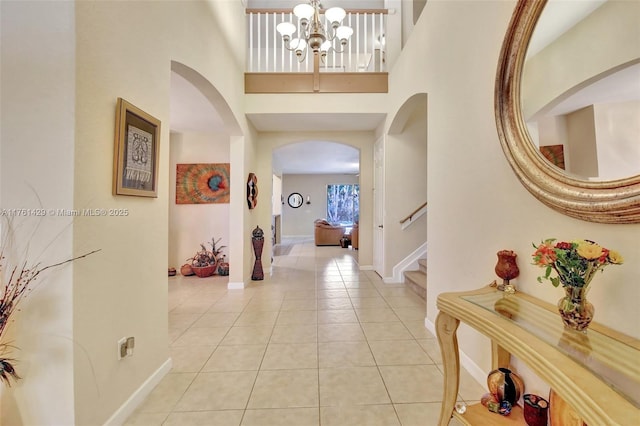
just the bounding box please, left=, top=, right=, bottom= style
left=462, top=291, right=640, bottom=408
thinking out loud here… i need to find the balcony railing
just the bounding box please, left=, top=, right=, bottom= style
left=246, top=8, right=388, bottom=73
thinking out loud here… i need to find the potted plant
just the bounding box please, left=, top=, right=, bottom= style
left=187, top=237, right=226, bottom=278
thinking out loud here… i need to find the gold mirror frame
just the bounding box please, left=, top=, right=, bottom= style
left=495, top=0, right=640, bottom=224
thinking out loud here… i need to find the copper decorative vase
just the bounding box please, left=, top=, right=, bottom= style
left=558, top=286, right=594, bottom=332
left=487, top=367, right=524, bottom=406
left=495, top=250, right=519, bottom=291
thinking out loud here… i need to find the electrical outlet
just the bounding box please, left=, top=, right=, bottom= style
left=117, top=337, right=128, bottom=360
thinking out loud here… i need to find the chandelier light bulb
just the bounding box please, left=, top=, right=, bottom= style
left=276, top=22, right=297, bottom=40
left=335, top=25, right=353, bottom=43
left=293, top=3, right=314, bottom=22
left=324, top=7, right=346, bottom=27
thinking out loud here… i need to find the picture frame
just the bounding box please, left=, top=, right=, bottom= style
left=113, top=98, right=161, bottom=197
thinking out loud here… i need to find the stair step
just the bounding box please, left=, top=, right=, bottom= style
left=404, top=270, right=426, bottom=301
left=418, top=258, right=427, bottom=274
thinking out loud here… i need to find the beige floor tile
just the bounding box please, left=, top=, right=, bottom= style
left=379, top=365, right=444, bottom=403
left=220, top=326, right=273, bottom=345
left=403, top=320, right=433, bottom=339
left=393, top=306, right=427, bottom=322
left=369, top=340, right=432, bottom=366
left=317, top=297, right=353, bottom=310
left=317, top=309, right=358, bottom=324
left=171, top=326, right=230, bottom=347
left=241, top=407, right=319, bottom=426
left=247, top=369, right=319, bottom=409
left=270, top=324, right=317, bottom=343
left=346, top=288, right=382, bottom=298
left=417, top=338, right=443, bottom=364
left=317, top=289, right=349, bottom=299
left=202, top=344, right=266, bottom=371
left=316, top=281, right=347, bottom=289
left=342, top=281, right=375, bottom=289
left=276, top=309, right=318, bottom=325
left=134, top=372, right=196, bottom=413
left=318, top=323, right=365, bottom=342
left=320, top=404, right=400, bottom=426
left=385, top=296, right=424, bottom=309
left=168, top=313, right=202, bottom=329
left=394, top=402, right=442, bottom=426
left=191, top=312, right=240, bottom=327
left=261, top=343, right=318, bottom=370
left=355, top=308, right=399, bottom=323
left=163, top=410, right=244, bottom=426
left=318, top=341, right=376, bottom=368
left=170, top=345, right=217, bottom=372
left=350, top=297, right=390, bottom=309
left=280, top=298, right=318, bottom=311
left=174, top=371, right=257, bottom=411
left=361, top=322, right=414, bottom=341
left=319, top=366, right=391, bottom=406
left=234, top=310, right=279, bottom=326
left=123, top=411, right=169, bottom=425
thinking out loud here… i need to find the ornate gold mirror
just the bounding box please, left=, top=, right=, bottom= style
left=495, top=0, right=640, bottom=223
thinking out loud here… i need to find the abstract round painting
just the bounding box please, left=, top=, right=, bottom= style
left=176, top=163, right=230, bottom=204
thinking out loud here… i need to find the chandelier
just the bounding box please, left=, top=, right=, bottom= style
left=276, top=0, right=354, bottom=62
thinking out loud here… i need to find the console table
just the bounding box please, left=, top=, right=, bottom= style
left=435, top=285, right=639, bottom=425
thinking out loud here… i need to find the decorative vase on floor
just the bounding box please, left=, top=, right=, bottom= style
left=487, top=367, right=524, bottom=406
left=558, top=285, right=594, bottom=332
left=251, top=226, right=264, bottom=280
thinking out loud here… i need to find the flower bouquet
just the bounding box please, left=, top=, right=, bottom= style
left=532, top=238, right=623, bottom=331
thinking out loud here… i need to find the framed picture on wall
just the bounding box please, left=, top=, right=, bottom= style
left=113, top=98, right=161, bottom=197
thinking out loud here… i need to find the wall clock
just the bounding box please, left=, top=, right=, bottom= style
left=287, top=192, right=303, bottom=208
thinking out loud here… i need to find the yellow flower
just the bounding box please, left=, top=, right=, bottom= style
left=608, top=250, right=624, bottom=265
left=576, top=241, right=603, bottom=260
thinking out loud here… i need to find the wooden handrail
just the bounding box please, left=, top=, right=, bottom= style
left=399, top=202, right=427, bottom=224
left=246, top=8, right=389, bottom=15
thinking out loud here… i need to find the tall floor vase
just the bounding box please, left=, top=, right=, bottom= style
left=251, top=226, right=264, bottom=280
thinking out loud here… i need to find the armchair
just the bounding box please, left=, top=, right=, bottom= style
left=314, top=219, right=345, bottom=246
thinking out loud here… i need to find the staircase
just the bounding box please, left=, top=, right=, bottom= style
left=403, top=258, right=426, bottom=300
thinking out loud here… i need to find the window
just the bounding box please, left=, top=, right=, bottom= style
left=326, top=184, right=359, bottom=226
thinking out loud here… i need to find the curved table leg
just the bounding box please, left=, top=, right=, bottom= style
left=436, top=311, right=461, bottom=426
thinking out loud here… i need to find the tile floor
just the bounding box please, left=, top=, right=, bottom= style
left=125, top=238, right=484, bottom=425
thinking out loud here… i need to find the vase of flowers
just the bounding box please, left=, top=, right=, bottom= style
left=532, top=238, right=623, bottom=332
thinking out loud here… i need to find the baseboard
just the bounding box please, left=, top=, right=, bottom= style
left=424, top=317, right=486, bottom=390
left=358, top=264, right=374, bottom=271
left=228, top=281, right=246, bottom=289
left=392, top=242, right=427, bottom=283
left=103, top=357, right=172, bottom=425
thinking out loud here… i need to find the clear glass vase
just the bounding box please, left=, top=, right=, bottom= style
left=558, top=286, right=594, bottom=332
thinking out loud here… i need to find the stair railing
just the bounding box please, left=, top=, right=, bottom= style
left=400, top=201, right=427, bottom=230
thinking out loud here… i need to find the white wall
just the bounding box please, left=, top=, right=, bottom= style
left=1, top=1, right=255, bottom=424
left=388, top=0, right=640, bottom=398
left=282, top=174, right=359, bottom=237
left=0, top=2, right=77, bottom=424
left=384, top=98, right=427, bottom=277
left=169, top=132, right=230, bottom=269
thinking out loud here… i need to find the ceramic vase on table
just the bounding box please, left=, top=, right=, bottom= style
left=523, top=394, right=549, bottom=426
left=558, top=285, right=594, bottom=332
left=495, top=250, right=519, bottom=291
left=487, top=367, right=524, bottom=406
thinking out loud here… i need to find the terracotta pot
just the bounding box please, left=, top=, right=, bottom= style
left=180, top=264, right=194, bottom=276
